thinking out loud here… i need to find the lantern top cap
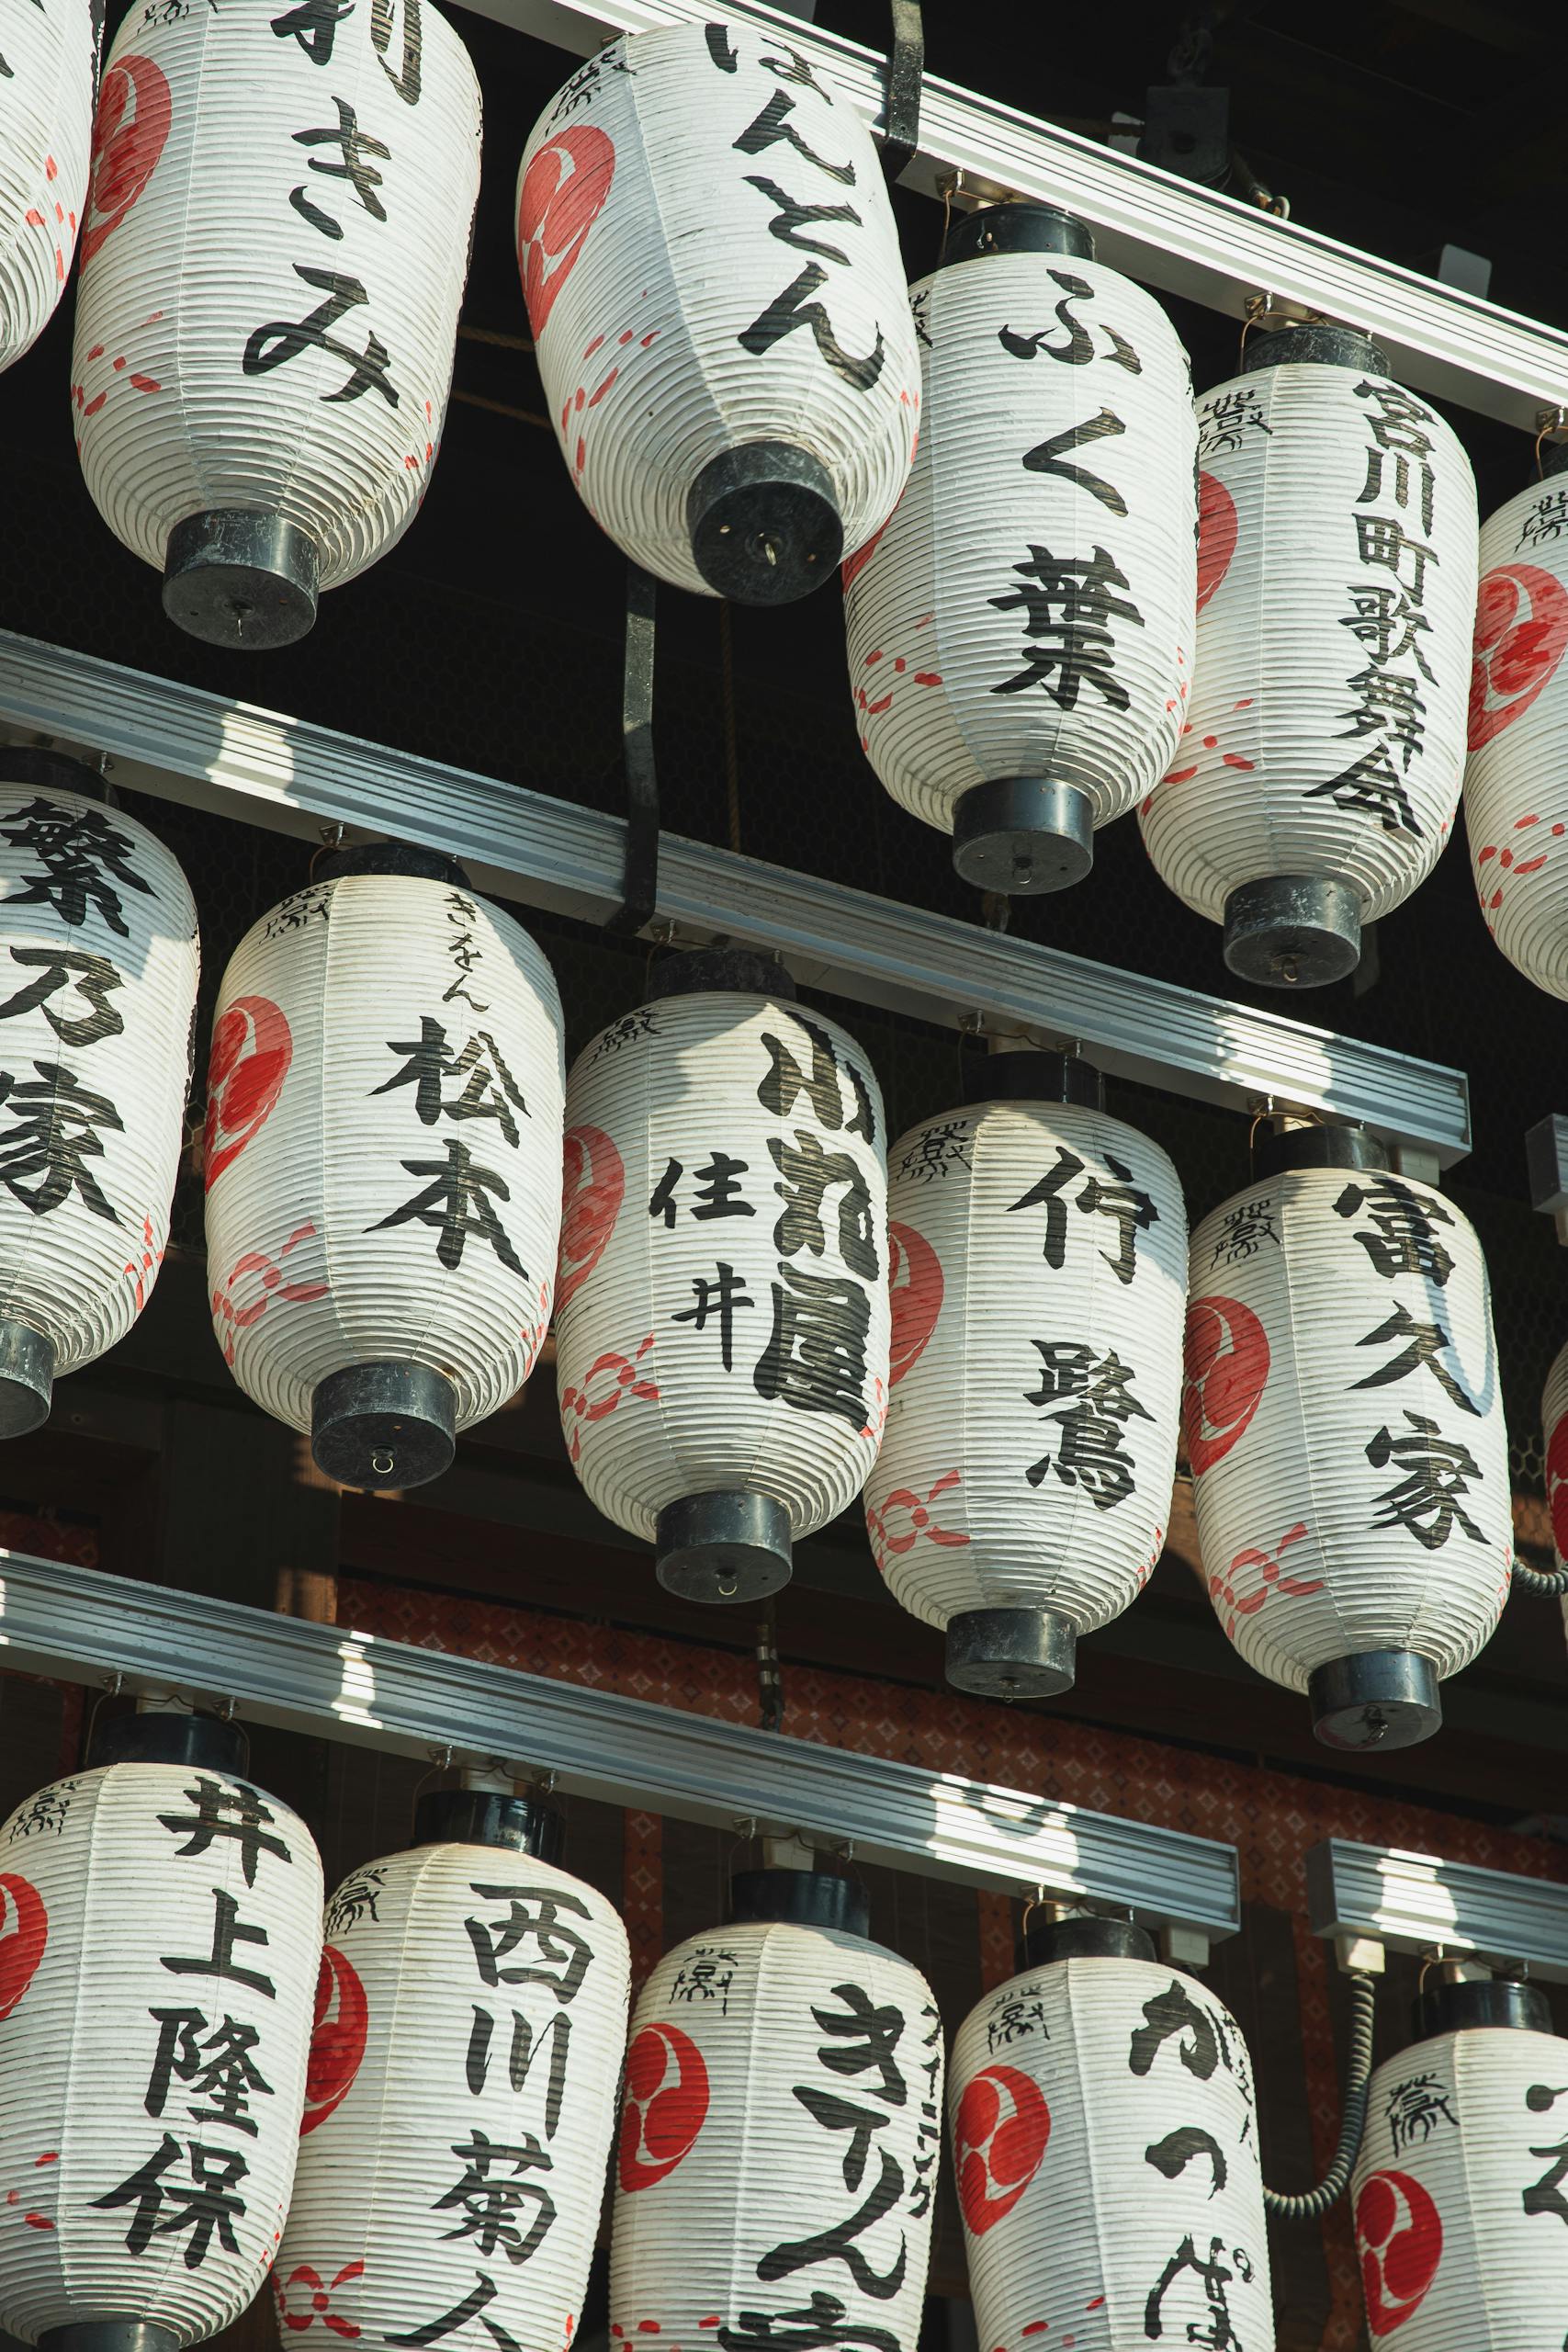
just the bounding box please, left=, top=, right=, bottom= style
left=1021, top=1913, right=1156, bottom=1967
left=313, top=839, right=470, bottom=888
left=644, top=945, right=797, bottom=1005
left=0, top=747, right=113, bottom=805
left=942, top=201, right=1095, bottom=268
left=1414, top=1974, right=1553, bottom=2040
left=413, top=1786, right=565, bottom=1861
left=1249, top=1120, right=1390, bottom=1182
left=1240, top=322, right=1390, bottom=375
left=89, top=1706, right=250, bottom=1777
left=959, top=1047, right=1105, bottom=1112
left=729, top=1865, right=870, bottom=1939
left=1541, top=436, right=1568, bottom=481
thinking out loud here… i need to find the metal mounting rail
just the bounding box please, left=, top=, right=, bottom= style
left=0, top=1547, right=1242, bottom=1950
left=1306, top=1838, right=1568, bottom=1984
left=481, top=0, right=1568, bottom=434
left=0, top=630, right=1472, bottom=1161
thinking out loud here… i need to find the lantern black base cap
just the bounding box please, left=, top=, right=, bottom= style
left=42, top=2324, right=181, bottom=2352
left=311, top=1361, right=457, bottom=1492
left=1021, top=1914, right=1156, bottom=1968
left=0, top=1321, right=53, bottom=1439
left=688, top=441, right=842, bottom=605
left=731, top=1867, right=871, bottom=1939
left=645, top=944, right=796, bottom=1004
left=0, top=748, right=111, bottom=802
left=1416, top=1974, right=1551, bottom=2039
left=163, top=508, right=320, bottom=650
left=1242, top=321, right=1390, bottom=374
left=415, top=1787, right=564, bottom=1862
left=656, top=1490, right=792, bottom=1604
left=952, top=777, right=1094, bottom=895
left=89, top=1708, right=248, bottom=1775
left=1310, top=1650, right=1441, bottom=1752
left=1223, top=875, right=1361, bottom=989
left=946, top=1607, right=1077, bottom=1700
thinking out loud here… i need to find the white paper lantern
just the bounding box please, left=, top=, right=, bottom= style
left=555, top=949, right=889, bottom=1601
left=73, top=0, right=480, bottom=649
left=1139, top=325, right=1478, bottom=989
left=1462, top=447, right=1568, bottom=996
left=1542, top=1339, right=1568, bottom=1577
left=1184, top=1127, right=1511, bottom=1749
left=611, top=1867, right=942, bottom=2352
left=843, top=203, right=1197, bottom=895
left=277, top=1782, right=629, bottom=2352
left=0, top=1705, right=322, bottom=2352
left=951, top=1920, right=1272, bottom=2352
left=0, top=0, right=95, bottom=375
left=870, top=1052, right=1186, bottom=1697
left=0, top=752, right=198, bottom=1437
left=203, top=842, right=563, bottom=1492
left=517, top=20, right=919, bottom=605
left=1351, top=1973, right=1568, bottom=2349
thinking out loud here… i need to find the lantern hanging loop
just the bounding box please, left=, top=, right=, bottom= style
left=1262, top=1968, right=1376, bottom=2220
left=1510, top=1551, right=1568, bottom=1596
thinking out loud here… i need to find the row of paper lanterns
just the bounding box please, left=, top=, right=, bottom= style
left=0, top=1702, right=1559, bottom=2352
left=0, top=755, right=1546, bottom=1758
left=3, top=9, right=1566, bottom=999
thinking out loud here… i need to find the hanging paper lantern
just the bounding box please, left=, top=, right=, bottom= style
left=611, top=1864, right=942, bottom=2352
left=1352, top=1970, right=1568, bottom=2347
left=1463, top=442, right=1568, bottom=995
left=951, top=1917, right=1271, bottom=2350
left=278, top=1781, right=629, bottom=2352
left=0, top=749, right=197, bottom=1438
left=870, top=1052, right=1186, bottom=1697
left=0, top=0, right=96, bottom=375
left=1542, top=1338, right=1568, bottom=1575
left=1139, top=324, right=1478, bottom=987
left=204, top=841, right=563, bottom=1491
left=517, top=19, right=919, bottom=606
left=843, top=201, right=1197, bottom=894
left=555, top=947, right=888, bottom=1600
left=0, top=1703, right=322, bottom=2352
left=73, top=0, right=481, bottom=649
left=1184, top=1124, right=1510, bottom=1749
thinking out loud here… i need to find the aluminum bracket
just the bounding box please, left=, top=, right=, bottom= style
left=1307, top=1838, right=1568, bottom=1984
left=0, top=1546, right=1241, bottom=1945
left=0, top=630, right=1472, bottom=1160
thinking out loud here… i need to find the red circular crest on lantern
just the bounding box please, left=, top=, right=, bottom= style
left=1548, top=1412, right=1568, bottom=1565
left=301, top=1944, right=369, bottom=2136
left=1469, top=562, right=1568, bottom=751
left=1355, top=2168, right=1442, bottom=2337
left=518, top=124, right=616, bottom=338
left=888, top=1222, right=942, bottom=1386
left=1182, top=1294, right=1270, bottom=1476
left=0, top=1873, right=47, bottom=2020
left=82, top=56, right=172, bottom=267
left=205, top=995, right=292, bottom=1191
left=618, top=2021, right=709, bottom=2191
left=953, top=2064, right=1051, bottom=2237
left=557, top=1123, right=626, bottom=1312
left=1196, top=471, right=1239, bottom=613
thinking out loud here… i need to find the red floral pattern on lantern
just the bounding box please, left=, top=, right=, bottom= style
left=518, top=124, right=615, bottom=337
left=275, top=2260, right=367, bottom=2336
left=561, top=1335, right=658, bottom=1462
left=211, top=1222, right=329, bottom=1366
left=1208, top=1521, right=1323, bottom=1637
left=557, top=1124, right=625, bottom=1311
left=866, top=1471, right=969, bottom=1577
left=205, top=994, right=292, bottom=1189
left=1196, top=470, right=1238, bottom=612
left=953, top=2064, right=1050, bottom=2236
left=0, top=1876, right=47, bottom=2020
left=300, top=1945, right=368, bottom=2136
left=1182, top=1295, right=1269, bottom=1476
left=1354, top=2169, right=1442, bottom=2336
left=1473, top=810, right=1565, bottom=926
left=82, top=54, right=171, bottom=266
left=888, top=1221, right=942, bottom=1386
left=1469, top=562, right=1568, bottom=750
left=617, top=2021, right=709, bottom=2191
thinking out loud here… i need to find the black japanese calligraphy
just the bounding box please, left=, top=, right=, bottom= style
left=1007, top=1146, right=1156, bottom=1282
left=243, top=266, right=398, bottom=407
left=1128, top=1980, right=1222, bottom=2081
left=0, top=797, right=152, bottom=936
left=754, top=1264, right=870, bottom=1426
left=1365, top=1411, right=1486, bottom=1550
left=0, top=946, right=123, bottom=1046
left=389, top=2270, right=522, bottom=2352
left=372, top=1136, right=525, bottom=1275
left=1145, top=2125, right=1227, bottom=2196
left=649, top=1153, right=753, bottom=1226
left=434, top=2128, right=554, bottom=2266
left=1333, top=1176, right=1456, bottom=1285
left=1384, top=2070, right=1456, bottom=2152
left=673, top=1259, right=755, bottom=1372
left=0, top=1061, right=123, bottom=1221
left=998, top=272, right=1140, bottom=374
left=161, top=1888, right=276, bottom=2001
left=375, top=1016, right=528, bottom=1146
left=158, top=1775, right=291, bottom=1887
left=94, top=2134, right=248, bottom=2267
left=144, top=2008, right=273, bottom=2137
left=771, top=1131, right=878, bottom=1277
left=1023, top=1340, right=1150, bottom=1509
left=991, top=542, right=1144, bottom=705
left=1351, top=1302, right=1478, bottom=1414
left=758, top=1017, right=875, bottom=1145
left=464, top=1883, right=594, bottom=2003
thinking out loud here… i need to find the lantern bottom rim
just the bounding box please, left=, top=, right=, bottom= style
left=687, top=440, right=842, bottom=605
left=946, top=1605, right=1077, bottom=1699
left=1309, top=1648, right=1441, bottom=1751
left=311, top=1360, right=457, bottom=1492
left=952, top=777, right=1094, bottom=895
left=656, top=1489, right=792, bottom=1603
left=163, top=508, right=320, bottom=650
left=41, top=2324, right=181, bottom=2352
left=0, top=1320, right=52, bottom=1438
left=1223, top=873, right=1361, bottom=988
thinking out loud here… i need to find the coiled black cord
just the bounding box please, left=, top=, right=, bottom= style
left=1264, top=1970, right=1376, bottom=2220
left=1513, top=1554, right=1568, bottom=1598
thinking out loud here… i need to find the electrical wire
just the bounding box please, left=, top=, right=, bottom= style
left=1513, top=1554, right=1568, bottom=1598
left=1263, top=1970, right=1376, bottom=2220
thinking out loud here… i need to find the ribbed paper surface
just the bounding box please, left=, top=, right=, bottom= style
left=0, top=1759, right=321, bottom=2345
left=611, top=1918, right=941, bottom=2352
left=871, top=1096, right=1186, bottom=1634
left=518, top=22, right=919, bottom=597
left=204, top=872, right=564, bottom=1437
left=0, top=785, right=197, bottom=1374
left=1352, top=2027, right=1568, bottom=2347
left=843, top=253, right=1196, bottom=837
left=1185, top=1165, right=1509, bottom=1691
left=1140, top=361, right=1478, bottom=925
left=0, top=0, right=94, bottom=373
left=279, top=1841, right=629, bottom=2352
left=951, top=1957, right=1272, bottom=2351
left=1462, top=476, right=1568, bottom=996
left=73, top=0, right=480, bottom=589
left=555, top=991, right=889, bottom=1542
left=1543, top=1339, right=1568, bottom=1573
